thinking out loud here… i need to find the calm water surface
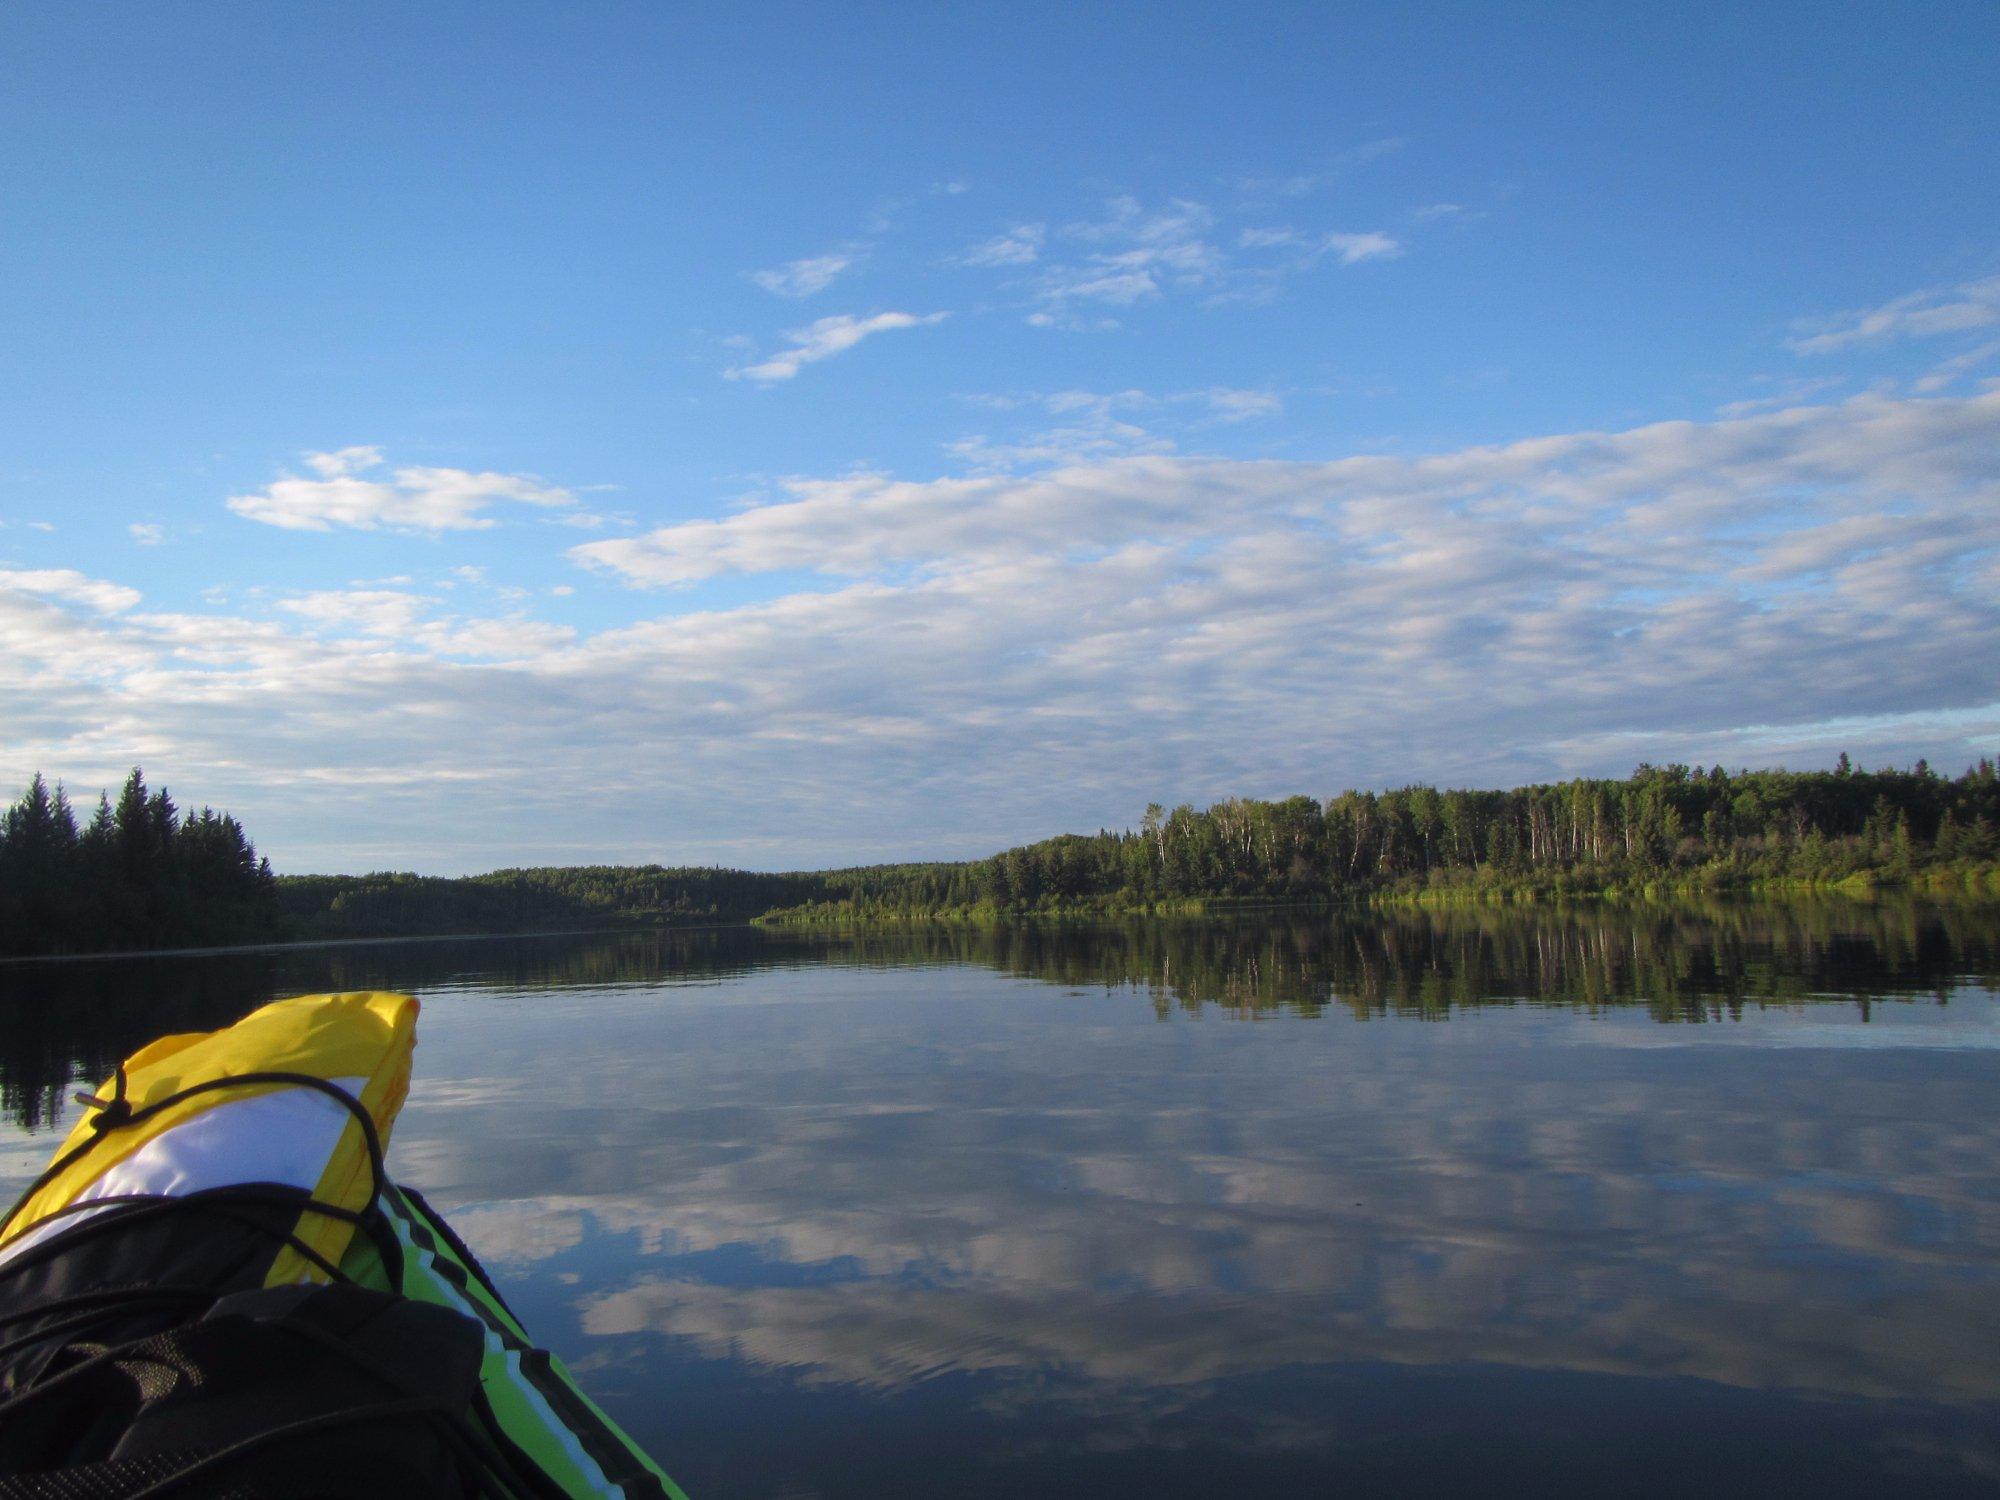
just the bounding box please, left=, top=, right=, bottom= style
left=3, top=900, right=1999, bottom=1498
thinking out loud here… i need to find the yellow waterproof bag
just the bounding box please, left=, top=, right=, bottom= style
left=0, top=991, right=685, bottom=1499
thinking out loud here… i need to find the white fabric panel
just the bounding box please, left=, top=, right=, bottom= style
left=0, top=1076, right=368, bottom=1267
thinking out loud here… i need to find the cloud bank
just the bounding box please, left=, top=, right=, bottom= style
left=0, top=569, right=141, bottom=614
left=6, top=391, right=1998, bottom=871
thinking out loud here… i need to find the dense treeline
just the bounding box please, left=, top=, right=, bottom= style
left=0, top=770, right=277, bottom=956
left=5, top=758, right=1998, bottom=956
left=765, top=758, right=2000, bottom=922
left=276, top=865, right=824, bottom=939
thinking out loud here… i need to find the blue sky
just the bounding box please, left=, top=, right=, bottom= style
left=2, top=3, right=1997, bottom=872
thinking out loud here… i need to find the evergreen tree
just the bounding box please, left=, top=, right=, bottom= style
left=0, top=769, right=278, bottom=955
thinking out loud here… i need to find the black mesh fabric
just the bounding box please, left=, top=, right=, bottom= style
left=0, top=1450, right=230, bottom=1500
left=0, top=1238, right=489, bottom=1499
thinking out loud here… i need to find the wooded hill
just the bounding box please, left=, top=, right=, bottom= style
left=274, top=865, right=823, bottom=939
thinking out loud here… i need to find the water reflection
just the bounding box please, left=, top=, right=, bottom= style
left=0, top=926, right=828, bottom=1132
left=844, top=895, right=2000, bottom=1019
left=3, top=899, right=1999, bottom=1496
left=3, top=898, right=1995, bottom=1134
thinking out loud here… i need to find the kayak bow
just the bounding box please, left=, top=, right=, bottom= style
left=0, top=991, right=686, bottom=1500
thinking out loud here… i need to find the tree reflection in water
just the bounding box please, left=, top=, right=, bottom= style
left=1, top=897, right=1994, bottom=1132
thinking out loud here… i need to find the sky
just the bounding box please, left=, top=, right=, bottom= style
left=2, top=2, right=1997, bottom=874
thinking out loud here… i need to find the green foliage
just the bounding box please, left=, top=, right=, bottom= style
left=0, top=769, right=277, bottom=956
left=7, top=756, right=1997, bottom=955
left=275, top=865, right=824, bottom=939
left=762, top=758, right=2000, bottom=923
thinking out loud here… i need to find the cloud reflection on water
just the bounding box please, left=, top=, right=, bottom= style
left=6, top=901, right=2000, bottom=1492
left=395, top=969, right=2000, bottom=1425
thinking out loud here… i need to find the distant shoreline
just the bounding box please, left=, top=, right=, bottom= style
left=0, top=925, right=651, bottom=967
left=6, top=883, right=2000, bottom=967
left=7, top=761, right=1997, bottom=962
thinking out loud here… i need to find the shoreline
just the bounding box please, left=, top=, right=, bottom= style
left=0, top=924, right=708, bottom=968
left=760, top=882, right=2000, bottom=928
left=7, top=879, right=1999, bottom=962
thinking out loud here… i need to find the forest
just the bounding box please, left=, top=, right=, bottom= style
left=0, top=770, right=278, bottom=956
left=761, top=757, right=2000, bottom=922
left=274, top=865, right=823, bottom=939
left=1, top=758, right=1997, bottom=956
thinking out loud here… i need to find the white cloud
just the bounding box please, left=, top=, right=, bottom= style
left=1789, top=274, right=2000, bottom=354
left=129, top=523, right=166, bottom=546
left=306, top=445, right=384, bottom=479
left=1202, top=388, right=1284, bottom=422
left=948, top=387, right=1285, bottom=468
left=1067, top=196, right=1213, bottom=250
left=279, top=588, right=437, bottom=636
left=1320, top=231, right=1399, bottom=265
left=420, top=615, right=575, bottom=658
left=1240, top=227, right=1398, bottom=266
left=1239, top=140, right=1407, bottom=198
left=271, top=587, right=575, bottom=661
left=7, top=392, right=1998, bottom=872
left=956, top=224, right=1045, bottom=267
left=948, top=390, right=1171, bottom=470
left=1036, top=266, right=1160, bottom=308
left=0, top=568, right=141, bottom=613
left=969, top=192, right=1407, bottom=325
left=227, top=448, right=576, bottom=532
left=750, top=251, right=859, bottom=298
left=1914, top=338, right=2000, bottom=394
left=727, top=312, right=948, bottom=384
left=1715, top=375, right=1848, bottom=418
left=581, top=390, right=2000, bottom=590
left=1031, top=198, right=1224, bottom=317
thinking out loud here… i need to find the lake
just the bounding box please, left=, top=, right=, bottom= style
left=3, top=899, right=1999, bottom=1498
